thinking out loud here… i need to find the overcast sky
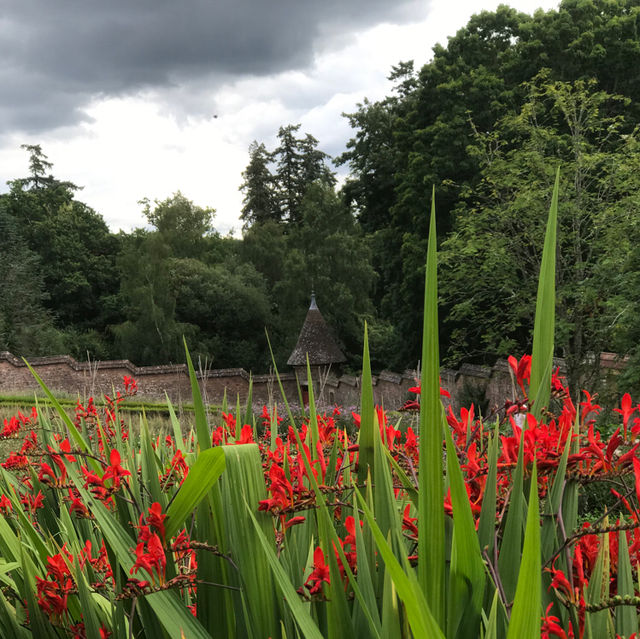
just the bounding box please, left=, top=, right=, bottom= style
left=0, top=0, right=560, bottom=235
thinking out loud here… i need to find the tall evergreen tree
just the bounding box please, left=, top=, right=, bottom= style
left=239, top=142, right=278, bottom=227
left=275, top=124, right=306, bottom=224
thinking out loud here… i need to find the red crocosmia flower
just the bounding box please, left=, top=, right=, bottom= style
left=38, top=462, right=60, bottom=486
left=21, top=490, right=44, bottom=514
left=541, top=603, right=573, bottom=639
left=147, top=532, right=167, bottom=582
left=633, top=457, right=640, bottom=509
left=131, top=542, right=154, bottom=578
left=0, top=494, right=12, bottom=513
left=404, top=426, right=418, bottom=461
left=1, top=415, right=21, bottom=438
left=102, top=449, right=131, bottom=490
left=614, top=393, right=637, bottom=441
left=402, top=503, right=418, bottom=539
left=407, top=383, right=450, bottom=398
left=146, top=502, right=167, bottom=544
left=36, top=577, right=69, bottom=618
left=508, top=354, right=531, bottom=396
left=237, top=424, right=254, bottom=444
left=131, top=532, right=166, bottom=585
left=222, top=412, right=237, bottom=437
left=351, top=412, right=361, bottom=428
left=20, top=429, right=38, bottom=454
left=211, top=426, right=226, bottom=446
left=305, top=547, right=330, bottom=595
left=400, top=398, right=420, bottom=411
left=36, top=547, right=75, bottom=620
left=283, top=516, right=306, bottom=530
left=258, top=463, right=294, bottom=513
left=579, top=390, right=601, bottom=427
left=46, top=549, right=72, bottom=583
left=333, top=517, right=359, bottom=579
left=2, top=453, right=29, bottom=470
left=82, top=466, right=110, bottom=500
left=548, top=561, right=574, bottom=601
left=123, top=375, right=138, bottom=396
left=550, top=367, right=568, bottom=395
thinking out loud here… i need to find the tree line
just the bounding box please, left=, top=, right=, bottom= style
left=3, top=0, right=640, bottom=394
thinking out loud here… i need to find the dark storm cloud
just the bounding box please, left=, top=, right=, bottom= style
left=0, top=0, right=424, bottom=133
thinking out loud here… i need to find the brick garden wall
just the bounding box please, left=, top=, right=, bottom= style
left=0, top=350, right=625, bottom=411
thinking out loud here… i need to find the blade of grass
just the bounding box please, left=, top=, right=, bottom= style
left=306, top=356, right=320, bottom=457
left=506, top=460, right=541, bottom=639
left=498, top=430, right=526, bottom=603
left=69, top=464, right=213, bottom=638
left=184, top=338, right=210, bottom=451
left=529, top=169, right=560, bottom=419
left=478, top=419, right=499, bottom=557
left=245, top=503, right=324, bottom=639
left=358, top=323, right=375, bottom=484
left=22, top=359, right=101, bottom=473
left=384, top=447, right=418, bottom=507
left=166, top=393, right=187, bottom=453
left=444, top=421, right=486, bottom=638
left=289, top=428, right=383, bottom=639
left=616, top=528, right=638, bottom=638
left=243, top=375, right=254, bottom=434
left=584, top=530, right=611, bottom=639
left=355, top=487, right=446, bottom=639
left=221, top=444, right=279, bottom=639
left=418, top=189, right=446, bottom=627
left=165, top=446, right=226, bottom=540
left=484, top=591, right=499, bottom=639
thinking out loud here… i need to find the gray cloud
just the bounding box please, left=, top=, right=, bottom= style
left=0, top=0, right=425, bottom=133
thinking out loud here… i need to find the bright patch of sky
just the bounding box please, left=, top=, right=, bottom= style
left=0, top=0, right=559, bottom=235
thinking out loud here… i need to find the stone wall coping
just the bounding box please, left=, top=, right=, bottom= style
left=378, top=370, right=403, bottom=384
left=252, top=373, right=297, bottom=382
left=458, top=363, right=491, bottom=379
left=492, top=359, right=511, bottom=373
left=339, top=375, right=358, bottom=388
left=0, top=352, right=266, bottom=381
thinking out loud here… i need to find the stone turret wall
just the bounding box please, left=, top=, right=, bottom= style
left=0, top=350, right=625, bottom=411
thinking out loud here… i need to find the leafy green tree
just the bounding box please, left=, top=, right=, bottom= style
left=113, top=230, right=187, bottom=365
left=169, top=257, right=273, bottom=370
left=274, top=124, right=306, bottom=224
left=338, top=63, right=418, bottom=349
left=114, top=193, right=274, bottom=369
left=2, top=146, right=121, bottom=356
left=239, top=220, right=288, bottom=291
left=113, top=192, right=217, bottom=365
left=440, top=75, right=640, bottom=392
left=143, top=191, right=215, bottom=259
left=341, top=1, right=640, bottom=369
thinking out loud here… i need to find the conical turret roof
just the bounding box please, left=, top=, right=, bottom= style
left=287, top=294, right=347, bottom=367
